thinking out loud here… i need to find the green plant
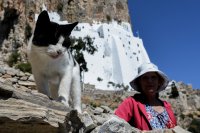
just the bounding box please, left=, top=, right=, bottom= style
left=90, top=102, right=97, bottom=108
left=97, top=77, right=103, bottom=82
left=116, top=84, right=121, bottom=88
left=180, top=113, right=185, bottom=119
left=160, top=95, right=167, bottom=99
left=123, top=85, right=129, bottom=91
left=117, top=19, right=122, bottom=25
left=70, top=36, right=97, bottom=73
left=188, top=113, right=194, bottom=118
left=114, top=97, right=122, bottom=103
left=15, top=62, right=32, bottom=73
left=90, top=101, right=100, bottom=108
left=7, top=51, right=20, bottom=67
left=108, top=81, right=115, bottom=87
left=25, top=23, right=32, bottom=40
left=170, top=82, right=179, bottom=98
left=188, top=119, right=200, bottom=133
left=84, top=36, right=97, bottom=54
left=106, top=15, right=112, bottom=22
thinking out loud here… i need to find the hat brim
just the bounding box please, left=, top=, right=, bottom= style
left=130, top=68, right=169, bottom=92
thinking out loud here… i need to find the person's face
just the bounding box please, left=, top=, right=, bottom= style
left=139, top=72, right=160, bottom=96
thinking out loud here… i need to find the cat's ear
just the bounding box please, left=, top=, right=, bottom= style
left=36, top=10, right=50, bottom=27
left=61, top=22, right=79, bottom=36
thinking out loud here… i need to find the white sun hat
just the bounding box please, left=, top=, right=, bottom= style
left=130, top=62, right=169, bottom=92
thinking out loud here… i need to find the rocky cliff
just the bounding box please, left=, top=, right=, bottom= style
left=0, top=0, right=130, bottom=47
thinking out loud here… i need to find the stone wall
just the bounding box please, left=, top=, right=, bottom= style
left=1, top=0, right=130, bottom=25
left=0, top=81, right=191, bottom=133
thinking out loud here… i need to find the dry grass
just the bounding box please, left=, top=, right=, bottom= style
left=82, top=91, right=124, bottom=110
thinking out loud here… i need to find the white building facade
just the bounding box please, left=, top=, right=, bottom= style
left=71, top=21, right=150, bottom=90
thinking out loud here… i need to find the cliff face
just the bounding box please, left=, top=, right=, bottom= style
left=0, top=0, right=130, bottom=58
left=63, top=0, right=130, bottom=23
left=25, top=0, right=130, bottom=23
left=0, top=0, right=130, bottom=25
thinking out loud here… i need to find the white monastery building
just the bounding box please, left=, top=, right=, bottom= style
left=71, top=21, right=150, bottom=90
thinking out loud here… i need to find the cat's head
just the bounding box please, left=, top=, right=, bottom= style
left=32, top=10, right=78, bottom=58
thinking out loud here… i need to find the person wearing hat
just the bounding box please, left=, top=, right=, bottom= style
left=115, top=62, right=177, bottom=130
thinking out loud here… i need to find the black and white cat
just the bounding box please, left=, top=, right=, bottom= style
left=28, top=10, right=81, bottom=113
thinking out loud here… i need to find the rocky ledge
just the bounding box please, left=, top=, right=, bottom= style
left=0, top=81, right=190, bottom=133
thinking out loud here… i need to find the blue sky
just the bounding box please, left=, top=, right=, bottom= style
left=128, top=0, right=200, bottom=89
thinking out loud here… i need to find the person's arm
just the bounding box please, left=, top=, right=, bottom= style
left=115, top=97, right=135, bottom=122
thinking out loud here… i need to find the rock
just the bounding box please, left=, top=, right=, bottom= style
left=99, top=115, right=140, bottom=133
left=187, top=95, right=200, bottom=109
left=0, top=82, right=85, bottom=133
left=99, top=116, right=191, bottom=133
left=100, top=105, right=113, bottom=113
left=19, top=76, right=28, bottom=81
left=81, top=111, right=96, bottom=132
left=5, top=67, right=20, bottom=76
left=0, top=68, right=5, bottom=74
left=0, top=77, right=5, bottom=82
left=17, top=71, right=26, bottom=77
left=90, top=126, right=101, bottom=133
left=18, top=80, right=36, bottom=87
left=173, top=126, right=191, bottom=133
left=93, top=115, right=107, bottom=125
left=28, top=75, right=35, bottom=82
left=1, top=74, right=12, bottom=78
left=93, top=107, right=104, bottom=115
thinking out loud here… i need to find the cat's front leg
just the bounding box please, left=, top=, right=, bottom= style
left=58, top=71, right=72, bottom=108
left=71, top=64, right=82, bottom=113
left=33, top=72, right=50, bottom=97
left=49, top=82, right=59, bottom=99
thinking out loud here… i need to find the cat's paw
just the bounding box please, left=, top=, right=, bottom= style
left=58, top=96, right=69, bottom=107
left=61, top=101, right=70, bottom=108
left=74, top=106, right=82, bottom=114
